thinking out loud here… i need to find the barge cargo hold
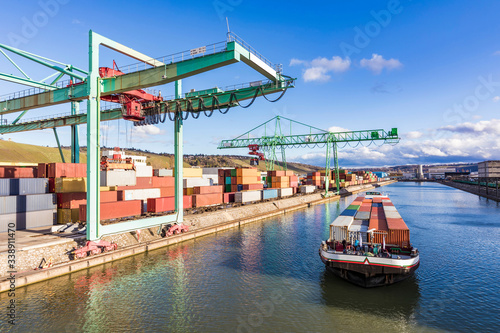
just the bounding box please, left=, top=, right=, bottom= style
left=319, top=191, right=419, bottom=287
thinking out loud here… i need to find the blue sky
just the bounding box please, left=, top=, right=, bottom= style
left=1, top=0, right=500, bottom=168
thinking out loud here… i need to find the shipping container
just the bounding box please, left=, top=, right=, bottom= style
left=341, top=209, right=358, bottom=217
left=261, top=189, right=278, bottom=200
left=0, top=193, right=56, bottom=214
left=183, top=178, right=211, bottom=188
left=234, top=190, right=261, bottom=203
left=54, top=177, right=87, bottom=193
left=57, top=208, right=80, bottom=224
left=175, top=168, right=203, bottom=178
left=299, top=185, right=315, bottom=194
left=0, top=166, right=37, bottom=178
left=193, top=185, right=223, bottom=195
left=160, top=187, right=175, bottom=197
left=47, top=163, right=87, bottom=178
left=223, top=192, right=236, bottom=203
left=152, top=176, right=174, bottom=188
left=135, top=165, right=153, bottom=177
left=0, top=178, right=49, bottom=196
left=329, top=216, right=354, bottom=242
left=56, top=191, right=118, bottom=209
left=347, top=204, right=360, bottom=210
left=118, top=188, right=161, bottom=201
left=37, top=163, right=47, bottom=178
left=192, top=193, right=223, bottom=207
left=147, top=196, right=193, bottom=213
left=358, top=206, right=371, bottom=212
left=79, top=200, right=142, bottom=221
left=354, top=211, right=370, bottom=220
left=100, top=170, right=137, bottom=187
left=153, top=169, right=173, bottom=177
left=278, top=188, right=293, bottom=197
left=0, top=209, right=56, bottom=231
left=385, top=211, right=402, bottom=219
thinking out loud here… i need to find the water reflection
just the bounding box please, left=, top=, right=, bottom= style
left=320, top=270, right=420, bottom=321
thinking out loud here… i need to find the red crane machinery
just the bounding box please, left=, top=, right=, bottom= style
left=98, top=61, right=163, bottom=121
left=248, top=144, right=265, bottom=166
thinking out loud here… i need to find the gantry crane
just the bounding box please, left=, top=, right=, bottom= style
left=218, top=116, right=400, bottom=196
left=0, top=31, right=295, bottom=240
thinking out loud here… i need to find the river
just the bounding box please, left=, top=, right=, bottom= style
left=1, top=182, right=499, bottom=332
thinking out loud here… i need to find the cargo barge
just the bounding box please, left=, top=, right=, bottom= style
left=319, top=191, right=419, bottom=287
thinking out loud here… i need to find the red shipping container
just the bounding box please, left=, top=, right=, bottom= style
left=79, top=200, right=142, bottom=221
left=57, top=191, right=118, bottom=209
left=241, top=184, right=263, bottom=191
left=152, top=176, right=174, bottom=188
left=386, top=218, right=409, bottom=230
left=231, top=185, right=237, bottom=192
left=382, top=201, right=395, bottom=206
left=160, top=187, right=175, bottom=197
left=37, top=163, right=47, bottom=178
left=231, top=177, right=237, bottom=185
left=47, top=163, right=87, bottom=178
left=192, top=193, right=223, bottom=207
left=358, top=206, right=371, bottom=212
left=223, top=192, right=236, bottom=203
left=193, top=185, right=223, bottom=194
left=147, top=195, right=192, bottom=213
left=0, top=166, right=36, bottom=178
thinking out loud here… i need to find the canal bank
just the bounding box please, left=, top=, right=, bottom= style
left=443, top=180, right=500, bottom=202
left=0, top=180, right=396, bottom=292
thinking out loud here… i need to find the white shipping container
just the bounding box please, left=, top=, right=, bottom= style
left=383, top=206, right=397, bottom=212
left=0, top=209, right=56, bottom=232
left=385, top=211, right=402, bottom=219
left=300, top=185, right=315, bottom=194
left=122, top=188, right=161, bottom=201
left=135, top=165, right=153, bottom=177
left=329, top=216, right=354, bottom=241
left=154, top=169, right=173, bottom=177
left=278, top=188, right=293, bottom=197
left=202, top=175, right=217, bottom=185
left=100, top=170, right=136, bottom=186
left=234, top=190, right=262, bottom=203
left=202, top=167, right=222, bottom=175
left=183, top=178, right=212, bottom=188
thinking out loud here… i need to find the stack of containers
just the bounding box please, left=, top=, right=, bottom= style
left=382, top=198, right=410, bottom=247
left=192, top=185, right=223, bottom=207
left=306, top=172, right=321, bottom=186
left=351, top=198, right=371, bottom=242
left=0, top=178, right=56, bottom=231
left=181, top=168, right=211, bottom=195
left=45, top=163, right=127, bottom=224
left=369, top=196, right=388, bottom=243
left=237, top=168, right=263, bottom=191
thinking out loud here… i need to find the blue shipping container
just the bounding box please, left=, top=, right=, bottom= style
left=340, top=209, right=357, bottom=217
left=237, top=184, right=243, bottom=192
left=262, top=189, right=278, bottom=200
left=225, top=176, right=231, bottom=185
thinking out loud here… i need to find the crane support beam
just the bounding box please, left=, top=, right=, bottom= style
left=218, top=129, right=399, bottom=148
left=0, top=73, right=57, bottom=90
left=0, top=40, right=284, bottom=115
left=0, top=80, right=293, bottom=134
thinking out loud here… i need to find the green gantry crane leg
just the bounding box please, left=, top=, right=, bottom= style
left=174, top=80, right=184, bottom=223
left=71, top=101, right=80, bottom=163
left=52, top=127, right=66, bottom=163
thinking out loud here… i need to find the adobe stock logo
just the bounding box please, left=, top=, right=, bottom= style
left=7, top=0, right=70, bottom=48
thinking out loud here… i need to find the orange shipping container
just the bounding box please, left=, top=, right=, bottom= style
left=192, top=193, right=223, bottom=207
left=193, top=185, right=223, bottom=194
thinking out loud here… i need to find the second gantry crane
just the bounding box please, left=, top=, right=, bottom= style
left=218, top=116, right=400, bottom=196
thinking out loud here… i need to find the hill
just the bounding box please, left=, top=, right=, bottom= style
left=0, top=140, right=321, bottom=174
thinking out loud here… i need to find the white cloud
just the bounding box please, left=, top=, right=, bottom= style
left=328, top=126, right=351, bottom=133
left=493, top=96, right=500, bottom=102
left=132, top=125, right=164, bottom=138
left=289, top=58, right=305, bottom=66
left=360, top=54, right=403, bottom=74
left=72, top=19, right=81, bottom=24
left=290, top=56, right=351, bottom=82
left=290, top=119, right=500, bottom=167
left=440, top=119, right=500, bottom=135
left=494, top=51, right=500, bottom=56
left=406, top=131, right=423, bottom=139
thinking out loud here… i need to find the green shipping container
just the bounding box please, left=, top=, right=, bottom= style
left=225, top=184, right=232, bottom=192
left=230, top=169, right=237, bottom=177
left=347, top=204, right=360, bottom=210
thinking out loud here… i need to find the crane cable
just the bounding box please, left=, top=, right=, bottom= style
left=134, top=81, right=292, bottom=126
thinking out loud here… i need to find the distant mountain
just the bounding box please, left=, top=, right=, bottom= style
left=0, top=140, right=321, bottom=174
